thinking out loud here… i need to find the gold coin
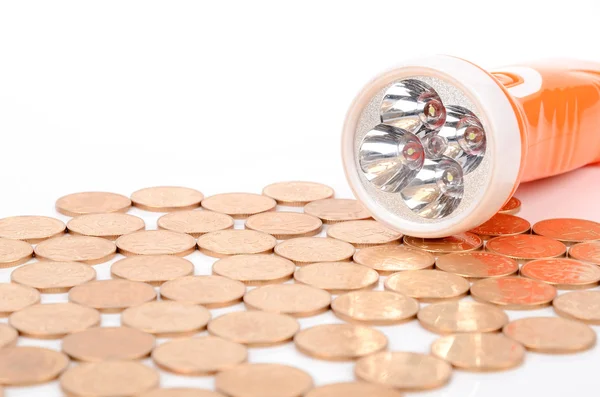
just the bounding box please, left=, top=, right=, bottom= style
left=197, top=230, right=277, bottom=258
left=499, top=196, right=521, bottom=214
left=212, top=254, right=295, bottom=285
left=305, top=382, right=403, bottom=397
left=67, top=213, right=145, bottom=240
left=208, top=311, right=299, bottom=347
left=243, top=284, right=331, bottom=317
left=521, top=258, right=600, bottom=289
left=56, top=191, right=131, bottom=217
left=435, top=252, right=519, bottom=280
left=417, top=301, right=508, bottom=334
left=532, top=218, right=600, bottom=243
left=354, top=351, right=452, bottom=391
left=62, top=326, right=155, bottom=362
left=353, top=245, right=435, bottom=275
left=332, top=290, right=419, bottom=325
left=569, top=241, right=600, bottom=265
left=431, top=333, right=525, bottom=371
left=0, top=324, right=18, bottom=348
left=157, top=210, right=234, bottom=237
left=503, top=316, right=596, bottom=353
left=215, top=363, right=313, bottom=397
left=553, top=290, right=600, bottom=324
left=0, top=346, right=69, bottom=386
left=60, top=361, right=159, bottom=397
left=0, top=215, right=66, bottom=243
left=327, top=220, right=402, bottom=248
left=384, top=270, right=469, bottom=302
left=34, top=235, right=116, bottom=265
left=201, top=193, right=277, bottom=219
left=304, top=198, right=372, bottom=224
left=275, top=237, right=355, bottom=265
left=69, top=279, right=157, bottom=313
left=0, top=238, right=33, bottom=268
left=403, top=233, right=483, bottom=254
left=160, top=275, right=245, bottom=308
left=116, top=230, right=196, bottom=256
left=245, top=212, right=323, bottom=239
left=140, top=389, right=227, bottom=397
left=0, top=283, right=40, bottom=316
left=151, top=336, right=247, bottom=375
left=122, top=301, right=211, bottom=337
left=111, top=255, right=194, bottom=286
left=131, top=186, right=204, bottom=212
left=262, top=181, right=334, bottom=207
left=486, top=234, right=567, bottom=262
left=469, top=213, right=531, bottom=238
left=11, top=261, right=96, bottom=293
left=470, top=276, right=556, bottom=309
left=294, top=262, right=379, bottom=294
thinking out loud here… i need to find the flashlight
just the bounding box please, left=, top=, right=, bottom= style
left=342, top=56, right=600, bottom=237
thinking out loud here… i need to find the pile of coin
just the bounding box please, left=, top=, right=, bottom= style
left=0, top=183, right=599, bottom=396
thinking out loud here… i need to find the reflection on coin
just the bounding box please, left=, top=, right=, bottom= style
left=532, top=218, right=600, bottom=244
left=158, top=210, right=234, bottom=237
left=353, top=245, right=435, bottom=275
left=62, top=326, right=155, bottom=362
left=469, top=213, right=531, bottom=238
left=332, top=291, right=418, bottom=325
left=116, top=230, right=196, bottom=256
left=243, top=284, right=331, bottom=317
left=212, top=254, right=295, bottom=285
left=111, top=255, right=194, bottom=286
left=503, top=316, right=596, bottom=353
left=0, top=238, right=33, bottom=268
left=11, top=261, right=96, bottom=293
left=553, top=291, right=600, bottom=324
left=470, top=277, right=556, bottom=309
left=34, top=235, right=116, bottom=265
left=305, top=382, right=403, bottom=397
left=152, top=336, right=247, bottom=375
left=197, top=230, right=277, bottom=258
left=385, top=270, right=469, bottom=302
left=355, top=351, right=452, bottom=391
left=245, top=212, right=322, bottom=239
left=404, top=233, right=483, bottom=254
left=327, top=220, right=402, bottom=248
left=294, top=262, right=379, bottom=294
left=69, top=279, right=156, bottom=313
left=67, top=213, right=145, bottom=240
left=201, top=193, right=277, bottom=219
left=55, top=191, right=131, bottom=217
left=304, top=199, right=372, bottom=224
left=499, top=197, right=521, bottom=215
left=0, top=216, right=66, bottom=243
left=275, top=237, right=355, bottom=265
left=486, top=234, right=566, bottom=262
left=262, top=181, right=334, bottom=207
left=569, top=241, right=600, bottom=265
left=0, top=283, right=40, bottom=316
left=0, top=346, right=69, bottom=386
left=131, top=186, right=204, bottom=212
left=418, top=301, right=508, bottom=334
left=160, top=275, right=246, bottom=308
left=0, top=324, right=18, bottom=348
left=431, top=333, right=525, bottom=371
left=122, top=301, right=211, bottom=337
left=208, top=311, right=299, bottom=347
left=140, top=389, right=227, bottom=397
left=435, top=252, right=519, bottom=280
left=521, top=258, right=600, bottom=289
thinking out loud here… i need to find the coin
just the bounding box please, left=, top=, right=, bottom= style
left=532, top=218, right=600, bottom=244
left=354, top=351, right=452, bottom=391
left=353, top=245, right=435, bottom=275
left=131, top=186, right=204, bottom=212
left=0, top=346, right=69, bottom=386
left=212, top=254, right=295, bottom=285
left=486, top=234, right=567, bottom=262
left=403, top=233, right=483, bottom=254
left=0, top=215, right=66, bottom=243
left=201, top=193, right=277, bottom=218
left=60, top=361, right=159, bottom=397
left=245, top=212, right=323, bottom=239
left=294, top=262, right=379, bottom=294
left=160, top=275, right=246, bottom=308
left=243, top=284, right=331, bottom=317
left=215, top=363, right=313, bottom=397
left=469, top=213, right=531, bottom=238
left=197, top=230, right=277, bottom=257
left=327, top=220, right=402, bottom=248
left=158, top=210, right=234, bottom=237
left=499, top=197, right=521, bottom=214
left=0, top=283, right=40, bottom=316
left=140, top=389, right=227, bottom=397
left=435, top=252, right=519, bottom=279
left=503, top=316, right=596, bottom=353
left=553, top=291, right=600, bottom=324
left=11, top=261, right=96, bottom=293
left=62, top=326, right=155, bottom=362
left=152, top=336, right=247, bottom=375
left=470, top=276, right=557, bottom=309
left=262, top=181, right=334, bottom=206
left=274, top=237, right=355, bottom=265
left=521, top=258, right=600, bottom=289
left=385, top=270, right=469, bottom=302
left=34, top=235, right=116, bottom=265
left=67, top=213, right=145, bottom=239
left=111, top=255, right=194, bottom=286
left=305, top=382, right=403, bottom=397
left=122, top=301, right=211, bottom=337
left=69, top=279, right=157, bottom=313
left=304, top=198, right=372, bottom=224
left=418, top=301, right=508, bottom=334
left=332, top=290, right=418, bottom=325
left=208, top=311, right=299, bottom=347
left=116, top=230, right=196, bottom=256
left=0, top=238, right=33, bottom=268
left=0, top=324, right=18, bottom=348
left=55, top=191, right=131, bottom=217
left=569, top=241, right=600, bottom=265
left=431, top=333, right=525, bottom=371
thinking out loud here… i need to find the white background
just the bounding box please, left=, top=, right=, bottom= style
left=1, top=1, right=600, bottom=396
